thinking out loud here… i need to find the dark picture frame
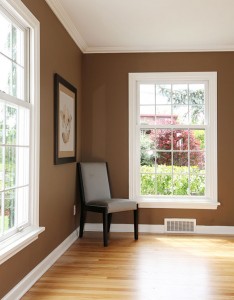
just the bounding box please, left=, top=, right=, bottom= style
left=54, top=73, right=77, bottom=165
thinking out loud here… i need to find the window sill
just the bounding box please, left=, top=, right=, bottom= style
left=137, top=198, right=220, bottom=209
left=0, top=226, right=45, bottom=265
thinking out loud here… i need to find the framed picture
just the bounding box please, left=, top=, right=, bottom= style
left=54, top=73, right=77, bottom=164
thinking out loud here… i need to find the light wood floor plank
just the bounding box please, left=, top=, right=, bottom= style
left=22, top=232, right=234, bottom=300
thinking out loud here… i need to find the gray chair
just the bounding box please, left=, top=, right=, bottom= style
left=77, top=162, right=138, bottom=246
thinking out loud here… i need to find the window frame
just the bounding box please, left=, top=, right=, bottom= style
left=0, top=0, right=44, bottom=265
left=129, top=72, right=219, bottom=209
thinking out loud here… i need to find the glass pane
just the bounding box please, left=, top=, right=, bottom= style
left=5, top=146, right=16, bottom=188
left=18, top=106, right=30, bottom=146
left=0, top=193, right=2, bottom=234
left=173, top=105, right=188, bottom=124
left=156, top=84, right=171, bottom=104
left=156, top=174, right=172, bottom=195
left=12, top=63, right=24, bottom=99
left=140, top=84, right=155, bottom=105
left=156, top=129, right=172, bottom=150
left=156, top=151, right=171, bottom=166
left=190, top=130, right=205, bottom=150
left=173, top=174, right=189, bottom=195
left=141, top=173, right=156, bottom=195
left=6, top=105, right=17, bottom=145
left=0, top=12, right=12, bottom=59
left=140, top=106, right=155, bottom=125
left=156, top=105, right=171, bottom=124
left=173, top=152, right=188, bottom=173
left=0, top=101, right=4, bottom=144
left=190, top=175, right=205, bottom=196
left=17, top=147, right=29, bottom=186
left=173, top=129, right=188, bottom=150
left=0, top=54, right=12, bottom=95
left=189, top=105, right=204, bottom=125
left=189, top=84, right=205, bottom=105
left=0, top=147, right=3, bottom=191
left=4, top=189, right=15, bottom=230
left=190, top=152, right=205, bottom=173
left=140, top=130, right=155, bottom=167
left=172, top=84, right=188, bottom=105
left=12, top=25, right=24, bottom=66
left=17, top=186, right=29, bottom=225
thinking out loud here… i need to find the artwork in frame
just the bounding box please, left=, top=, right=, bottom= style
left=54, top=73, right=77, bottom=164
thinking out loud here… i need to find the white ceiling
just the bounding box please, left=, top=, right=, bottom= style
left=45, top=0, right=234, bottom=53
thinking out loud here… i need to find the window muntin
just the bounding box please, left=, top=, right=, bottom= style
left=129, top=72, right=217, bottom=207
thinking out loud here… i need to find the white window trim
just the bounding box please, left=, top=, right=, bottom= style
left=129, top=72, right=219, bottom=209
left=0, top=0, right=44, bottom=265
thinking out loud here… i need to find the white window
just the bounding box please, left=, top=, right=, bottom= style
left=129, top=72, right=218, bottom=209
left=0, top=0, right=44, bottom=264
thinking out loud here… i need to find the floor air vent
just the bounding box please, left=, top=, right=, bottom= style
left=164, top=218, right=196, bottom=233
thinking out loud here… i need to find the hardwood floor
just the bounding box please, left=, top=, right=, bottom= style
left=22, top=232, right=234, bottom=300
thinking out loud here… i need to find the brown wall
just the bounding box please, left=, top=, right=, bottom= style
left=0, top=0, right=82, bottom=298
left=82, top=52, right=234, bottom=226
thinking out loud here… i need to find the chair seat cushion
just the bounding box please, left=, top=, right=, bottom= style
left=87, top=198, right=137, bottom=213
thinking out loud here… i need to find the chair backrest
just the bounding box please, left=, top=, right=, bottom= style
left=78, top=162, right=111, bottom=204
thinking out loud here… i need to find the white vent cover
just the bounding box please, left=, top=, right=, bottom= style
left=164, top=218, right=196, bottom=233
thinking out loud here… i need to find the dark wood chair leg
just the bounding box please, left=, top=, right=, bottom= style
left=79, top=208, right=86, bottom=238
left=134, top=208, right=138, bottom=240
left=108, top=213, right=112, bottom=233
left=103, top=211, right=108, bottom=247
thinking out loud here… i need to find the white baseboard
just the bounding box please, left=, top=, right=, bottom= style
left=85, top=223, right=234, bottom=235
left=3, top=229, right=79, bottom=300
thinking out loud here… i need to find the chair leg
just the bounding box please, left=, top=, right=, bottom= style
left=134, top=208, right=138, bottom=240
left=103, top=211, right=108, bottom=247
left=108, top=213, right=112, bottom=232
left=79, top=208, right=86, bottom=238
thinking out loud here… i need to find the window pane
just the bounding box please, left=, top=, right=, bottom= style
left=190, top=152, right=205, bottom=173
left=189, top=84, right=205, bottom=105
left=190, top=105, right=204, bottom=125
left=190, top=175, right=205, bottom=195
left=140, top=106, right=155, bottom=125
left=12, top=25, right=24, bottom=66
left=4, top=189, right=15, bottom=230
left=156, top=105, right=171, bottom=124
left=156, top=151, right=171, bottom=166
left=0, top=195, right=2, bottom=234
left=6, top=105, right=17, bottom=145
left=140, top=84, right=155, bottom=105
left=173, top=129, right=188, bottom=150
left=156, top=84, right=171, bottom=104
left=156, top=129, right=172, bottom=150
left=0, top=12, right=12, bottom=58
left=172, top=84, right=188, bottom=104
left=18, top=106, right=30, bottom=146
left=140, top=130, right=155, bottom=167
left=173, top=152, right=188, bottom=172
left=0, top=54, right=12, bottom=95
left=17, top=147, right=29, bottom=186
left=141, top=173, right=156, bottom=195
left=173, top=105, right=188, bottom=124
left=5, top=146, right=16, bottom=188
left=17, top=186, right=29, bottom=225
left=173, top=174, right=189, bottom=195
left=0, top=147, right=3, bottom=191
left=190, top=129, right=205, bottom=150
left=156, top=174, right=172, bottom=195
left=0, top=102, right=4, bottom=144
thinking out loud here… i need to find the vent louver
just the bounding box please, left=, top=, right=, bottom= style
left=165, top=218, right=196, bottom=233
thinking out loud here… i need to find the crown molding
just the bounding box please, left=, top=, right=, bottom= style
left=45, top=0, right=87, bottom=53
